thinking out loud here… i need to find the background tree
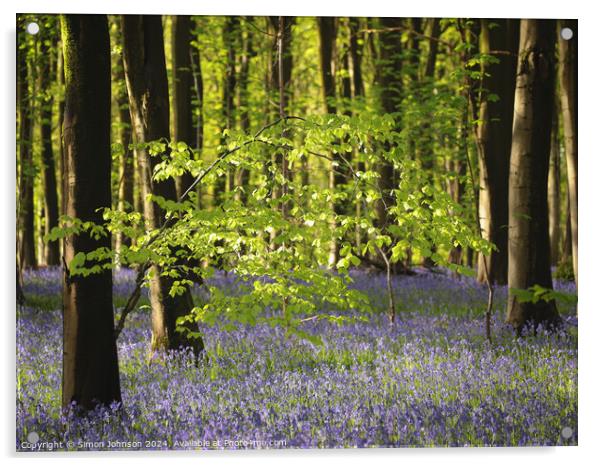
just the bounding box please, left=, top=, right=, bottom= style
left=39, top=27, right=60, bottom=266
left=317, top=17, right=346, bottom=265
left=121, top=15, right=203, bottom=357
left=374, top=17, right=403, bottom=271
left=17, top=18, right=37, bottom=270
left=558, top=19, right=578, bottom=289
left=110, top=18, right=135, bottom=253
left=548, top=105, right=561, bottom=266
left=506, top=19, right=559, bottom=332
left=171, top=15, right=196, bottom=199
left=60, top=14, right=121, bottom=410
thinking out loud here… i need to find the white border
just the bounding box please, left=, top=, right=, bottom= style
left=2, top=1, right=599, bottom=465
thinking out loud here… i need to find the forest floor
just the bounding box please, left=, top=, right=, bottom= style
left=16, top=267, right=577, bottom=450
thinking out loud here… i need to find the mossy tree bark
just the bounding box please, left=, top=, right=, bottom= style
left=60, top=14, right=121, bottom=410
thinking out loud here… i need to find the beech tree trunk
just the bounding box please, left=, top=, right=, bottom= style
left=558, top=19, right=577, bottom=288
left=121, top=15, right=203, bottom=357
left=476, top=19, right=519, bottom=285
left=39, top=37, right=60, bottom=266
left=375, top=18, right=402, bottom=236
left=171, top=15, right=196, bottom=199
left=318, top=17, right=345, bottom=266
left=506, top=19, right=559, bottom=332
left=17, top=21, right=36, bottom=270
left=111, top=20, right=134, bottom=253
left=60, top=14, right=121, bottom=410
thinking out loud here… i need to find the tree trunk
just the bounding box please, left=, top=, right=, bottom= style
left=39, top=37, right=60, bottom=266
left=474, top=19, right=519, bottom=282
left=349, top=17, right=364, bottom=100
left=236, top=17, right=254, bottom=203
left=349, top=17, right=366, bottom=250
left=558, top=19, right=577, bottom=288
left=268, top=17, right=294, bottom=249
left=60, top=14, right=121, bottom=410
left=475, top=19, right=518, bottom=285
left=506, top=19, right=559, bottom=332
left=375, top=18, right=402, bottom=240
left=17, top=20, right=36, bottom=270
left=318, top=17, right=346, bottom=266
left=548, top=104, right=561, bottom=266
left=171, top=15, right=196, bottom=199
left=217, top=16, right=239, bottom=201
left=111, top=20, right=134, bottom=253
left=190, top=29, right=204, bottom=208
left=121, top=15, right=203, bottom=357
left=418, top=18, right=442, bottom=268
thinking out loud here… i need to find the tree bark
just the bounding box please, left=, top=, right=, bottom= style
left=17, top=20, right=36, bottom=270
left=60, top=14, right=121, bottom=410
left=375, top=18, right=403, bottom=236
left=558, top=19, right=577, bottom=288
left=171, top=15, right=196, bottom=199
left=506, top=19, right=559, bottom=332
left=39, top=37, right=60, bottom=266
left=121, top=15, right=203, bottom=357
left=476, top=19, right=519, bottom=285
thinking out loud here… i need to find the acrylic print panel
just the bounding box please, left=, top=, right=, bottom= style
left=16, top=14, right=577, bottom=451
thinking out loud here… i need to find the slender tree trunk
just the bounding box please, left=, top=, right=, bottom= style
left=60, top=14, right=121, bottom=410
left=121, top=15, right=203, bottom=357
left=236, top=17, right=254, bottom=203
left=506, top=19, right=559, bottom=332
left=39, top=38, right=60, bottom=266
left=57, top=37, right=66, bottom=223
left=318, top=17, right=346, bottom=266
left=558, top=19, right=578, bottom=288
left=349, top=17, right=364, bottom=100
left=561, top=193, right=573, bottom=268
left=111, top=21, right=134, bottom=253
left=418, top=18, right=442, bottom=268
left=448, top=105, right=468, bottom=268
left=375, top=18, right=403, bottom=247
left=475, top=19, right=519, bottom=285
left=172, top=15, right=196, bottom=199
left=190, top=29, right=204, bottom=208
left=349, top=17, right=366, bottom=250
left=17, top=22, right=36, bottom=270
left=268, top=17, right=294, bottom=249
left=548, top=104, right=561, bottom=266
left=217, top=16, right=239, bottom=201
